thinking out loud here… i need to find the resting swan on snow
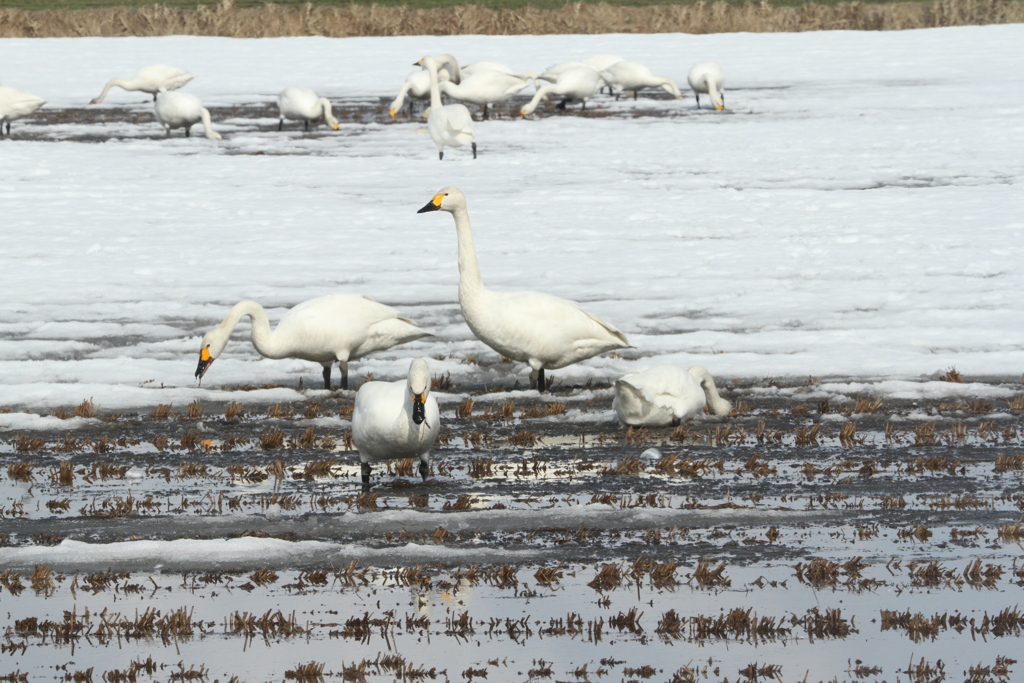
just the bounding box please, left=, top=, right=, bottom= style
left=154, top=91, right=221, bottom=139
left=195, top=294, right=429, bottom=390
left=417, top=187, right=632, bottom=392
left=277, top=88, right=339, bottom=131
left=90, top=65, right=194, bottom=104
left=688, top=62, right=726, bottom=110
left=613, top=365, right=732, bottom=427
left=417, top=55, right=477, bottom=160
left=599, top=61, right=684, bottom=100
left=0, top=86, right=45, bottom=136
left=353, top=357, right=440, bottom=488
left=521, top=66, right=601, bottom=116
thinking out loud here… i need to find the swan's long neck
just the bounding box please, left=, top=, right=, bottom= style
left=690, top=367, right=732, bottom=416
left=523, top=84, right=556, bottom=114
left=92, top=78, right=130, bottom=104
left=426, top=61, right=443, bottom=110
left=452, top=206, right=485, bottom=304
left=218, top=301, right=290, bottom=359
left=706, top=76, right=722, bottom=106
left=654, top=77, right=681, bottom=98
left=199, top=108, right=221, bottom=140
left=317, top=98, right=337, bottom=127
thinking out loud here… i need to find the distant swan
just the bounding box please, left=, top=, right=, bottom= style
left=417, top=55, right=477, bottom=160
left=440, top=70, right=535, bottom=119
left=90, top=65, right=194, bottom=104
left=538, top=55, right=621, bottom=83
left=353, top=357, right=441, bottom=488
left=613, top=365, right=732, bottom=426
left=0, top=86, right=45, bottom=136
left=418, top=187, right=631, bottom=391
left=195, top=294, right=429, bottom=390
left=688, top=62, right=726, bottom=110
left=277, top=88, right=339, bottom=131
left=154, top=91, right=222, bottom=140
left=599, top=61, right=683, bottom=100
left=521, top=66, right=601, bottom=116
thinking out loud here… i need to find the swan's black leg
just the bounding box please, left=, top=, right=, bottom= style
left=483, top=104, right=489, bottom=120
left=278, top=119, right=283, bottom=131
left=471, top=142, right=477, bottom=159
left=419, top=460, right=429, bottom=481
left=538, top=368, right=547, bottom=393
left=185, top=126, right=190, bottom=138
left=361, top=462, right=372, bottom=489
left=340, top=361, right=349, bottom=390
left=633, top=90, right=638, bottom=100
left=556, top=99, right=567, bottom=110
left=696, top=94, right=701, bottom=109
left=304, top=120, right=309, bottom=132
left=439, top=151, right=444, bottom=160
left=322, top=365, right=331, bottom=390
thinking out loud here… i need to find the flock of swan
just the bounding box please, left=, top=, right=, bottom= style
left=194, top=186, right=731, bottom=486
left=2, top=56, right=729, bottom=487
left=0, top=56, right=726, bottom=159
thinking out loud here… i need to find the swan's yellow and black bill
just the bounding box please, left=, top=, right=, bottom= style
left=389, top=109, right=396, bottom=120
left=412, top=391, right=427, bottom=424
left=417, top=194, right=445, bottom=213
left=195, top=345, right=214, bottom=382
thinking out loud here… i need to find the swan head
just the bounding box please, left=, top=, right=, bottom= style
left=195, top=329, right=229, bottom=383
left=416, top=186, right=465, bottom=214
left=407, top=358, right=431, bottom=425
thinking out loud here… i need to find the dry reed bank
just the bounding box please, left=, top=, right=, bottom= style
left=1, top=0, right=1022, bottom=37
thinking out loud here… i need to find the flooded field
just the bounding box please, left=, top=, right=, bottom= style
left=2, top=374, right=1023, bottom=683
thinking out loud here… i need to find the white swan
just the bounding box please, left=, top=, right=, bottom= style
left=353, top=357, right=441, bottom=487
left=417, top=55, right=476, bottom=161
left=154, top=91, right=221, bottom=140
left=688, top=61, right=726, bottom=110
left=613, top=366, right=732, bottom=427
left=388, top=68, right=453, bottom=120
left=90, top=65, right=194, bottom=104
left=599, top=61, right=683, bottom=100
left=195, top=294, right=430, bottom=390
left=0, top=86, right=45, bottom=136
left=277, top=88, right=339, bottom=131
left=440, top=70, right=535, bottom=119
left=418, top=187, right=632, bottom=391
left=581, top=54, right=624, bottom=71
left=520, top=66, right=601, bottom=116
left=538, top=55, right=621, bottom=83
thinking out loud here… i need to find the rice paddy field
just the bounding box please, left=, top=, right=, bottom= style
left=2, top=25, right=1024, bottom=683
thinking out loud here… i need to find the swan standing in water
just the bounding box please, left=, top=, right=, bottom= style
left=0, top=86, right=45, bottom=136
left=613, top=365, right=732, bottom=426
left=599, top=61, right=684, bottom=100
left=352, top=357, right=440, bottom=488
left=418, top=187, right=632, bottom=391
left=521, top=66, right=601, bottom=116
left=688, top=62, right=726, bottom=110
left=154, top=91, right=222, bottom=139
left=277, top=88, right=339, bottom=131
left=417, top=55, right=476, bottom=160
left=440, top=69, right=535, bottom=119
left=90, top=65, right=194, bottom=104
left=195, top=294, right=430, bottom=390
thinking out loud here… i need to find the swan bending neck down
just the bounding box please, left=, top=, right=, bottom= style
left=352, top=358, right=441, bottom=488
left=521, top=66, right=601, bottom=116
left=687, top=62, right=725, bottom=110
left=277, top=88, right=339, bottom=131
left=90, top=65, right=194, bottom=104
left=195, top=294, right=429, bottom=390
left=613, top=365, right=732, bottom=427
left=0, top=86, right=46, bottom=136
left=417, top=187, right=632, bottom=392
left=417, top=55, right=477, bottom=160
left=154, top=91, right=221, bottom=140
left=599, top=61, right=683, bottom=100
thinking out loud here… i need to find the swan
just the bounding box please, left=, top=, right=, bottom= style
left=581, top=54, right=624, bottom=71
left=195, top=294, right=430, bottom=390
left=688, top=61, right=726, bottom=110
left=538, top=55, right=621, bottom=83
left=520, top=66, right=601, bottom=116
left=90, top=65, right=194, bottom=104
left=417, top=55, right=477, bottom=160
left=439, top=70, right=535, bottom=119
left=613, top=365, right=732, bottom=427
left=353, top=357, right=441, bottom=488
left=388, top=68, right=452, bottom=120
left=154, top=91, right=221, bottom=140
left=417, top=187, right=632, bottom=392
left=277, top=88, right=339, bottom=131
left=599, top=61, right=683, bottom=100
left=537, top=60, right=589, bottom=84
left=0, top=86, right=45, bottom=136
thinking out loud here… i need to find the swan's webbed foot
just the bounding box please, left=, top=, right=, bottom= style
left=471, top=142, right=477, bottom=159
left=419, top=460, right=429, bottom=481
left=322, top=365, right=332, bottom=391
left=361, top=462, right=372, bottom=489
